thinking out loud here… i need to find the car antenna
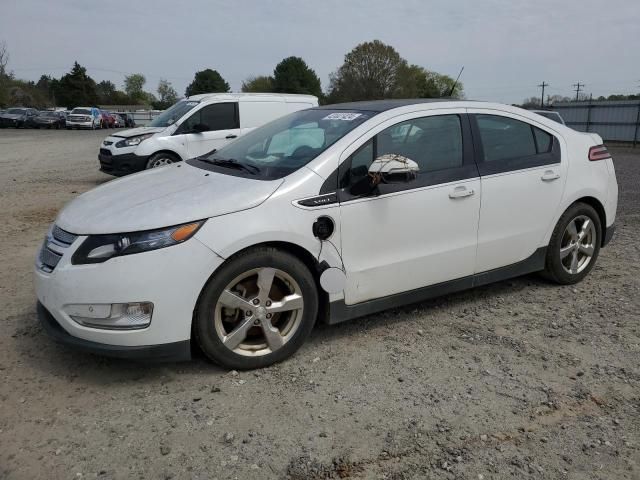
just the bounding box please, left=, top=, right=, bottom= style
left=448, top=66, right=464, bottom=98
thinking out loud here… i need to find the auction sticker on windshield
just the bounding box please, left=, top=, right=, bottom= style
left=323, top=112, right=362, bottom=121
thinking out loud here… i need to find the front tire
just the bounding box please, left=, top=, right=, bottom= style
left=543, top=202, right=601, bottom=285
left=146, top=152, right=179, bottom=169
left=194, top=247, right=319, bottom=370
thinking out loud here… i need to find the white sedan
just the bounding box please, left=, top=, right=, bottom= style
left=35, top=99, right=618, bottom=369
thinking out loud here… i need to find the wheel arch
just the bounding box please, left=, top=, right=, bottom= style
left=149, top=149, right=181, bottom=161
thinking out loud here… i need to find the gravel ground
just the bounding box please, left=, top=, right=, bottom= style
left=0, top=129, right=638, bottom=480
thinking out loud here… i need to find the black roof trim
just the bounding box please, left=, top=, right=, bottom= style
left=316, top=98, right=459, bottom=113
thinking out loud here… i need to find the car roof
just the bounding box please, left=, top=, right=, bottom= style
left=317, top=98, right=455, bottom=112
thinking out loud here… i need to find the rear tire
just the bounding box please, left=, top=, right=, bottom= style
left=543, top=202, right=601, bottom=285
left=194, top=247, right=318, bottom=370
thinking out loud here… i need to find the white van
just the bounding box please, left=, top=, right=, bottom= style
left=98, top=93, right=318, bottom=176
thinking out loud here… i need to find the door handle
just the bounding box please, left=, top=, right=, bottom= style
left=541, top=170, right=560, bottom=181
left=225, top=134, right=238, bottom=139
left=449, top=185, right=475, bottom=199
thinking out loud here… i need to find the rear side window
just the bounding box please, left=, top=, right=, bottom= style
left=476, top=115, right=536, bottom=162
left=533, top=127, right=553, bottom=153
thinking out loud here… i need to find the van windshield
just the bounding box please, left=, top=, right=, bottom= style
left=188, top=109, right=372, bottom=180
left=149, top=100, right=200, bottom=127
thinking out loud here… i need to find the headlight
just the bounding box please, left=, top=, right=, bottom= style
left=71, top=221, right=204, bottom=265
left=116, top=133, right=155, bottom=148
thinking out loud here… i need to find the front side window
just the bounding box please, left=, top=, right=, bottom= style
left=188, top=109, right=372, bottom=180
left=342, top=114, right=464, bottom=187
left=180, top=103, right=238, bottom=132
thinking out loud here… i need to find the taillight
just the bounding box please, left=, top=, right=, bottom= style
left=589, top=145, right=611, bottom=161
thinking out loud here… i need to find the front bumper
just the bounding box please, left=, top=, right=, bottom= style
left=67, top=121, right=94, bottom=128
left=99, top=150, right=149, bottom=176
left=35, top=234, right=224, bottom=357
left=38, top=302, right=191, bottom=361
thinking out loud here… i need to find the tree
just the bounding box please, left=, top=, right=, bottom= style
left=241, top=75, right=274, bottom=93
left=272, top=57, right=322, bottom=97
left=54, top=61, right=98, bottom=108
left=155, top=79, right=179, bottom=109
left=327, top=40, right=407, bottom=102
left=96, top=80, right=117, bottom=104
left=0, top=40, right=11, bottom=107
left=185, top=69, right=229, bottom=96
left=124, top=73, right=147, bottom=103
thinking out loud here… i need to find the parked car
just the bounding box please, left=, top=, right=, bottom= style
left=112, top=114, right=125, bottom=128
left=98, top=93, right=318, bottom=176
left=118, top=113, right=135, bottom=128
left=66, top=107, right=102, bottom=130
left=101, top=110, right=116, bottom=129
left=532, top=110, right=566, bottom=125
left=35, top=99, right=618, bottom=369
left=27, top=110, right=67, bottom=129
left=0, top=107, right=39, bottom=128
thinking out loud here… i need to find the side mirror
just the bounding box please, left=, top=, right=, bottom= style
left=368, top=154, right=419, bottom=184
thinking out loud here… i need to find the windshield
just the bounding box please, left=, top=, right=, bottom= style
left=188, top=109, right=372, bottom=180
left=149, top=100, right=199, bottom=127
left=41, top=112, right=57, bottom=117
left=7, top=108, right=26, bottom=114
left=71, top=108, right=91, bottom=115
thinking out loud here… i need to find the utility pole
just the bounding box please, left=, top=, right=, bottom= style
left=538, top=81, right=549, bottom=108
left=573, top=82, right=585, bottom=101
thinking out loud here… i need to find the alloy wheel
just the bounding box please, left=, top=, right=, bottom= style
left=150, top=157, right=174, bottom=168
left=214, top=267, right=304, bottom=356
left=560, top=215, right=596, bottom=274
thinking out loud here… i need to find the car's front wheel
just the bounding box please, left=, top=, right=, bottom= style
left=543, top=202, right=601, bottom=284
left=146, top=152, right=178, bottom=169
left=194, top=247, right=318, bottom=370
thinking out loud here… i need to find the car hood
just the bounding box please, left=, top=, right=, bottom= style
left=1, top=113, right=25, bottom=119
left=56, top=163, right=283, bottom=235
left=113, top=126, right=166, bottom=138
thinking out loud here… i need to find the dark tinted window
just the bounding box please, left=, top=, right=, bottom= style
left=476, top=115, right=536, bottom=162
left=343, top=115, right=463, bottom=187
left=377, top=115, right=463, bottom=172
left=534, top=127, right=552, bottom=153
left=183, top=103, right=238, bottom=132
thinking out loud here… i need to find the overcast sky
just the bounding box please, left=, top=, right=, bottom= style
left=2, top=0, right=638, bottom=104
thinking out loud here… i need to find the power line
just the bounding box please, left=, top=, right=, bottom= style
left=537, top=81, right=549, bottom=108
left=573, top=82, right=585, bottom=101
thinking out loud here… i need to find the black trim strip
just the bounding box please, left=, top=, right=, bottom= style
left=327, top=247, right=547, bottom=325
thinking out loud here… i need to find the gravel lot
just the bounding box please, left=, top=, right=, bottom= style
left=0, top=129, right=638, bottom=479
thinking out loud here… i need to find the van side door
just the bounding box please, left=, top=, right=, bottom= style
left=178, top=102, right=240, bottom=158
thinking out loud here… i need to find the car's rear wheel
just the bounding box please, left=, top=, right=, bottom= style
left=146, top=152, right=179, bottom=169
left=543, top=202, right=601, bottom=284
left=194, top=247, right=318, bottom=370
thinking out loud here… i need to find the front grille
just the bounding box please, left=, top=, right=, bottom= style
left=37, top=225, right=78, bottom=273
left=52, top=225, right=78, bottom=245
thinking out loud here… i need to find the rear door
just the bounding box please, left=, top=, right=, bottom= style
left=182, top=102, right=240, bottom=158
left=469, top=110, right=567, bottom=272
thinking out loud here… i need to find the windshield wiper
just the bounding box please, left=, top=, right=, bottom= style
left=197, top=157, right=260, bottom=174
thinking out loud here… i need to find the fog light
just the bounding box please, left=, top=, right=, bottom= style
left=66, top=302, right=153, bottom=330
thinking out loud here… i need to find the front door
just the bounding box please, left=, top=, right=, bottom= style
left=180, top=102, right=240, bottom=158
left=338, top=112, right=481, bottom=305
